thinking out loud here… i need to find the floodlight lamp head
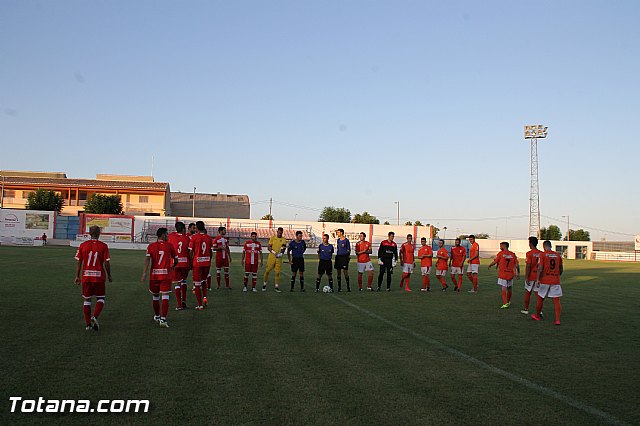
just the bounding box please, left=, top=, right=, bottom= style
left=524, top=125, right=548, bottom=139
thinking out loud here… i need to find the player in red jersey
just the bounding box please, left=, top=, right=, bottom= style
left=168, top=221, right=191, bottom=310
left=417, top=237, right=433, bottom=291
left=532, top=240, right=564, bottom=325
left=521, top=236, right=542, bottom=315
left=465, top=235, right=480, bottom=292
left=213, top=226, right=232, bottom=289
left=435, top=239, right=449, bottom=291
left=141, top=228, right=178, bottom=327
left=355, top=232, right=374, bottom=291
left=74, top=225, right=112, bottom=331
left=449, top=238, right=467, bottom=292
left=188, top=221, right=213, bottom=310
left=399, top=234, right=415, bottom=292
left=488, top=241, right=520, bottom=309
left=242, top=231, right=263, bottom=292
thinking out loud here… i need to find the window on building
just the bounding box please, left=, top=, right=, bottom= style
left=3, top=190, right=16, bottom=198
left=22, top=191, right=33, bottom=199
left=139, top=195, right=149, bottom=203
left=78, top=191, right=88, bottom=200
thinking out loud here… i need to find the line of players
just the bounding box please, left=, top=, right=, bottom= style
left=74, top=221, right=564, bottom=330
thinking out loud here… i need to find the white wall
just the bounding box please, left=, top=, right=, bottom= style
left=0, top=208, right=54, bottom=246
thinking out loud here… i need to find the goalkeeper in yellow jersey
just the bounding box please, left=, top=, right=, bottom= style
left=263, top=227, right=287, bottom=293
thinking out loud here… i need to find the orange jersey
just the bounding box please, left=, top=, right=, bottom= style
left=450, top=246, right=467, bottom=267
left=355, top=241, right=372, bottom=263
left=418, top=246, right=433, bottom=267
left=525, top=248, right=542, bottom=281
left=400, top=242, right=415, bottom=264
left=496, top=250, right=518, bottom=280
left=469, top=242, right=480, bottom=264
left=436, top=247, right=449, bottom=270
left=168, top=232, right=191, bottom=268
left=539, top=250, right=562, bottom=285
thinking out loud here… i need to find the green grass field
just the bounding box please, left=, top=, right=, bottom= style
left=1, top=246, right=639, bottom=425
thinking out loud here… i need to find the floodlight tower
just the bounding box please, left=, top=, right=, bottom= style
left=524, top=125, right=548, bottom=239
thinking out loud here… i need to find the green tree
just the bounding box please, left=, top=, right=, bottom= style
left=540, top=225, right=562, bottom=241
left=84, top=194, right=123, bottom=215
left=352, top=211, right=380, bottom=224
left=414, top=220, right=423, bottom=226
left=404, top=221, right=412, bottom=226
left=26, top=189, right=64, bottom=213
left=261, top=214, right=274, bottom=220
left=475, top=233, right=490, bottom=239
left=458, top=234, right=469, bottom=240
left=431, top=226, right=440, bottom=237
left=318, top=206, right=351, bottom=223
left=566, top=229, right=590, bottom=241
left=383, top=221, right=390, bottom=225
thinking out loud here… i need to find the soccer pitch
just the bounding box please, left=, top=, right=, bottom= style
left=1, top=246, right=638, bottom=425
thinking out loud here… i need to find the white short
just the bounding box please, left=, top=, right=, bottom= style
left=357, top=262, right=374, bottom=273
left=497, top=278, right=513, bottom=287
left=450, top=267, right=463, bottom=275
left=402, top=264, right=414, bottom=274
left=436, top=269, right=447, bottom=276
left=537, top=284, right=563, bottom=299
left=524, top=280, right=539, bottom=293
left=420, top=266, right=432, bottom=275
left=466, top=264, right=479, bottom=274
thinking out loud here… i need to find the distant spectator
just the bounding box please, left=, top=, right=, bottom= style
left=42, top=233, right=48, bottom=245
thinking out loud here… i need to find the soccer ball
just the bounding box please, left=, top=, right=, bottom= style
left=322, top=285, right=331, bottom=293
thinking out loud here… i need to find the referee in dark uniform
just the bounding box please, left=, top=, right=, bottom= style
left=287, top=231, right=307, bottom=292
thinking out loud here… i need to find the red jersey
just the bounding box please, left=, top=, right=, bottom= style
left=450, top=246, right=467, bottom=267
left=539, top=250, right=562, bottom=285
left=243, top=240, right=263, bottom=265
left=75, top=239, right=111, bottom=283
left=418, top=246, right=433, bottom=267
left=400, top=242, right=415, bottom=264
left=469, top=242, right=480, bottom=264
left=213, top=235, right=230, bottom=262
left=436, top=247, right=449, bottom=270
left=189, top=233, right=213, bottom=267
left=496, top=250, right=518, bottom=280
left=525, top=248, right=542, bottom=281
left=168, top=231, right=190, bottom=269
left=355, top=241, right=372, bottom=263
left=146, top=240, right=177, bottom=281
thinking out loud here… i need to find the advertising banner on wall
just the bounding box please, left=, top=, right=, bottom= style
left=0, top=208, right=55, bottom=245
left=80, top=214, right=134, bottom=241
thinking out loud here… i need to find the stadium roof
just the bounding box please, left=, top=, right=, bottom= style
left=1, top=175, right=169, bottom=191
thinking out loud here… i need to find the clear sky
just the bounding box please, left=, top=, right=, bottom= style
left=2, top=0, right=638, bottom=240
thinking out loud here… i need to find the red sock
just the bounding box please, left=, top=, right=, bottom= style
left=181, top=283, right=187, bottom=303
left=195, top=286, right=203, bottom=306
left=458, top=276, right=463, bottom=289
left=536, top=295, right=544, bottom=315
left=207, top=275, right=212, bottom=289
left=367, top=274, right=373, bottom=288
left=252, top=275, right=257, bottom=288
left=152, top=297, right=160, bottom=316
left=553, top=297, right=562, bottom=322
left=174, top=284, right=182, bottom=307
left=422, top=275, right=427, bottom=289
left=501, top=288, right=508, bottom=304
left=524, top=291, right=531, bottom=310
left=93, top=298, right=104, bottom=317
left=243, top=274, right=248, bottom=287
left=450, top=275, right=457, bottom=287
left=358, top=274, right=363, bottom=289
left=225, top=273, right=230, bottom=288
left=400, top=274, right=405, bottom=287
left=83, top=301, right=92, bottom=325
left=507, top=288, right=512, bottom=302
left=439, top=276, right=447, bottom=288
left=404, top=276, right=411, bottom=291
left=161, top=295, right=169, bottom=318
left=202, top=284, right=208, bottom=298
left=216, top=273, right=221, bottom=288
left=473, top=275, right=478, bottom=291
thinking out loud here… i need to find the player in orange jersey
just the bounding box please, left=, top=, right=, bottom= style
left=521, top=236, right=542, bottom=315
left=141, top=227, right=178, bottom=327
left=435, top=239, right=449, bottom=291
left=532, top=240, right=564, bottom=325
left=399, top=234, right=415, bottom=292
left=168, top=221, right=191, bottom=310
left=488, top=241, right=520, bottom=309
left=465, top=235, right=480, bottom=292
left=242, top=232, right=263, bottom=292
left=188, top=221, right=213, bottom=310
left=213, top=226, right=233, bottom=289
left=449, top=238, right=467, bottom=292
left=417, top=237, right=433, bottom=291
left=74, top=225, right=112, bottom=331
left=355, top=232, right=374, bottom=291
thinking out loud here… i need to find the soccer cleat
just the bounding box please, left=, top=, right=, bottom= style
left=90, top=316, right=100, bottom=331
left=252, top=288, right=257, bottom=293
left=175, top=306, right=184, bottom=311
left=274, top=287, right=281, bottom=293
left=376, top=287, right=381, bottom=292
left=85, top=325, right=93, bottom=331
left=500, top=303, right=510, bottom=309
left=243, top=287, right=248, bottom=293
left=531, top=313, right=541, bottom=321
left=442, top=288, right=447, bottom=292
left=182, top=302, right=188, bottom=309
left=195, top=305, right=204, bottom=311
left=315, top=289, right=320, bottom=293
left=420, top=288, right=427, bottom=292
left=300, top=288, right=305, bottom=292
left=203, top=297, right=208, bottom=307
left=153, top=315, right=161, bottom=322
left=520, top=309, right=529, bottom=315
left=159, top=319, right=169, bottom=328
left=262, top=286, right=267, bottom=292
left=554, top=320, right=561, bottom=326
left=226, top=286, right=232, bottom=290
left=468, top=290, right=477, bottom=293
left=405, top=288, right=413, bottom=292
left=386, top=288, right=391, bottom=292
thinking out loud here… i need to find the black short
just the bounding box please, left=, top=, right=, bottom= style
left=318, top=259, right=333, bottom=275
left=334, top=254, right=350, bottom=270
left=291, top=257, right=305, bottom=273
